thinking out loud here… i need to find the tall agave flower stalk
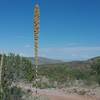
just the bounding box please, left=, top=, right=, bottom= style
left=34, top=0, right=40, bottom=94
left=34, top=2, right=40, bottom=66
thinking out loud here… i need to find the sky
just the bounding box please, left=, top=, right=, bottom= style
left=0, top=0, right=100, bottom=61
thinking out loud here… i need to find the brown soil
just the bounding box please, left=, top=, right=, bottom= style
left=46, top=95, right=100, bottom=100
left=33, top=93, right=100, bottom=100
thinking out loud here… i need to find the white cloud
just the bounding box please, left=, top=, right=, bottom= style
left=66, top=43, right=78, bottom=46
left=39, top=47, right=100, bottom=61
left=1, top=46, right=100, bottom=61
left=24, top=44, right=32, bottom=48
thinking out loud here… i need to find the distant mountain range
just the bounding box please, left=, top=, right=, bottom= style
left=26, top=56, right=100, bottom=67
left=26, top=57, right=63, bottom=65
left=60, top=56, right=100, bottom=69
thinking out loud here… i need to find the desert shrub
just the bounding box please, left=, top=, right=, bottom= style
left=9, top=86, right=24, bottom=100
left=91, top=59, right=100, bottom=85
left=0, top=53, right=35, bottom=99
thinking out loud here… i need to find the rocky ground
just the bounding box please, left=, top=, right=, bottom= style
left=16, top=82, right=100, bottom=100
left=42, top=94, right=100, bottom=100
left=31, top=88, right=100, bottom=100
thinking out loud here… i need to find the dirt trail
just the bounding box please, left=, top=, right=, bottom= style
left=16, top=82, right=100, bottom=100
left=46, top=95, right=99, bottom=100
left=33, top=91, right=100, bottom=100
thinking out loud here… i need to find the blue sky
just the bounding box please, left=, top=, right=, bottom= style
left=0, top=0, right=100, bottom=61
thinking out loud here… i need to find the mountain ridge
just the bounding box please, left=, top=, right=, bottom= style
left=26, top=56, right=100, bottom=67
left=26, top=57, right=63, bottom=65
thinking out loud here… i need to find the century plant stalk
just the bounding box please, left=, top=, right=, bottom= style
left=34, top=2, right=40, bottom=66
left=34, top=0, right=40, bottom=95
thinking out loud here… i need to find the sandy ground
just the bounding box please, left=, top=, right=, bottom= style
left=32, top=89, right=100, bottom=100
left=44, top=94, right=100, bottom=100
left=33, top=93, right=100, bottom=100
left=16, top=82, right=100, bottom=100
